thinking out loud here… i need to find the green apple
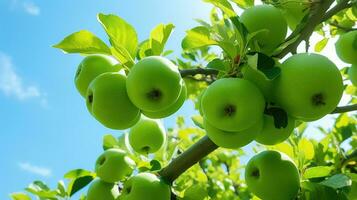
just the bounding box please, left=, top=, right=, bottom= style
left=126, top=56, right=183, bottom=112
left=95, top=149, right=135, bottom=183
left=335, top=31, right=357, bottom=64
left=245, top=150, right=300, bottom=200
left=128, top=117, right=166, bottom=154
left=86, top=72, right=140, bottom=130
left=201, top=78, right=265, bottom=132
left=348, top=65, right=357, bottom=86
left=87, top=179, right=120, bottom=200
left=118, top=173, right=171, bottom=200
left=204, top=117, right=263, bottom=149
left=274, top=53, right=343, bottom=121
left=183, top=184, right=208, bottom=200
left=143, top=82, right=187, bottom=119
left=240, top=5, right=287, bottom=54
left=75, top=55, right=119, bottom=97
left=242, top=64, right=274, bottom=102
left=255, top=114, right=295, bottom=145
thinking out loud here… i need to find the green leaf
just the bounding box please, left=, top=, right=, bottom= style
left=320, top=174, right=352, bottom=189
left=103, top=134, right=119, bottom=150
left=10, top=193, right=31, bottom=200
left=203, top=0, right=236, bottom=17
left=57, top=180, right=67, bottom=197
left=137, top=40, right=153, bottom=60
left=247, top=53, right=281, bottom=80
left=150, top=160, right=162, bottom=171
left=301, top=181, right=339, bottom=200
left=298, top=138, right=315, bottom=160
left=53, top=30, right=111, bottom=55
left=230, top=0, right=254, bottom=9
left=191, top=115, right=204, bottom=129
left=150, top=23, right=175, bottom=55
left=64, top=169, right=96, bottom=196
left=97, top=13, right=137, bottom=66
left=64, top=169, right=95, bottom=179
left=314, top=38, right=329, bottom=52
left=303, top=166, right=333, bottom=179
left=207, top=58, right=229, bottom=71
left=25, top=181, right=58, bottom=198
left=182, top=26, right=218, bottom=50
left=68, top=176, right=94, bottom=197
left=264, top=107, right=288, bottom=129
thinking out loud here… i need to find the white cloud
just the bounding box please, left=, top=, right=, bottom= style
left=18, top=162, right=52, bottom=177
left=22, top=2, right=40, bottom=16
left=10, top=0, right=40, bottom=16
left=0, top=52, right=46, bottom=104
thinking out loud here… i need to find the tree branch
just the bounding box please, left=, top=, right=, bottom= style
left=331, top=104, right=357, bottom=114
left=276, top=0, right=335, bottom=58
left=329, top=22, right=357, bottom=32
left=159, top=136, right=218, bottom=184
left=321, top=0, right=352, bottom=22
left=179, top=68, right=218, bottom=78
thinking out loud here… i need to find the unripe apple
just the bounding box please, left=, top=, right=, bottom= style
left=75, top=55, right=119, bottom=97
left=348, top=65, right=357, bottom=86
left=95, top=149, right=135, bottom=183
left=204, top=117, right=263, bottom=149
left=87, top=179, right=120, bottom=200
left=255, top=114, right=295, bottom=145
left=274, top=53, right=343, bottom=121
left=240, top=5, right=287, bottom=54
left=86, top=72, right=140, bottom=130
left=201, top=78, right=265, bottom=132
left=143, top=82, right=187, bottom=119
left=335, top=31, right=357, bottom=64
left=118, top=173, right=171, bottom=200
left=245, top=150, right=300, bottom=200
left=128, top=117, right=166, bottom=154
left=126, top=56, right=183, bottom=112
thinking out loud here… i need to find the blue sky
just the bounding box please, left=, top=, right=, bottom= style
left=0, top=0, right=353, bottom=199
left=0, top=0, right=213, bottom=198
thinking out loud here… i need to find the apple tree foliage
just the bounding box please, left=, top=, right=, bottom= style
left=10, top=0, right=357, bottom=199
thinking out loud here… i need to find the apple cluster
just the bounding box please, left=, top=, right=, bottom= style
left=75, top=55, right=185, bottom=130
left=198, top=5, right=346, bottom=200
left=86, top=148, right=171, bottom=200
left=202, top=5, right=343, bottom=150
left=74, top=55, right=187, bottom=199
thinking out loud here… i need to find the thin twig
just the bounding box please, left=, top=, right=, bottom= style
left=329, top=22, right=357, bottom=32
left=331, top=104, right=357, bottom=114
left=180, top=68, right=218, bottom=77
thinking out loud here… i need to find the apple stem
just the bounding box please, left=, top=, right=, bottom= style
left=158, top=136, right=218, bottom=184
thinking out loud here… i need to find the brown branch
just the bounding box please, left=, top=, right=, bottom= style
left=159, top=136, right=218, bottom=184
left=321, top=0, right=352, bottom=22
left=179, top=68, right=218, bottom=78
left=331, top=104, right=357, bottom=114
left=329, top=22, right=357, bottom=32
left=276, top=0, right=335, bottom=58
